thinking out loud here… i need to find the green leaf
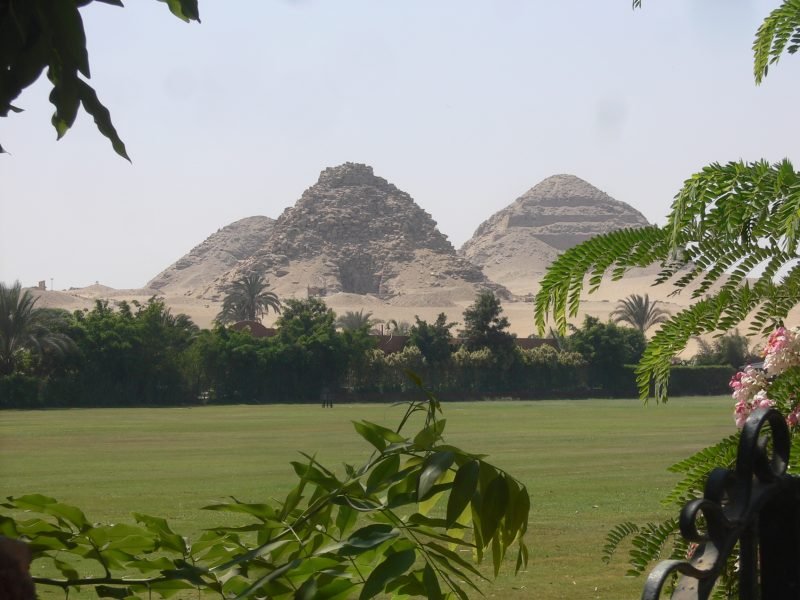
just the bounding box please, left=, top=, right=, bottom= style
left=366, top=454, right=400, bottom=494
left=334, top=504, right=357, bottom=538
left=294, top=577, right=318, bottom=600
left=339, top=524, right=398, bottom=555
left=157, top=0, right=201, bottom=23
left=353, top=421, right=387, bottom=451
left=10, top=494, right=88, bottom=531
left=418, top=451, right=455, bottom=501
left=413, top=419, right=447, bottom=450
left=75, top=79, right=129, bottom=161
left=422, top=562, right=443, bottom=600
left=446, top=460, right=479, bottom=526
left=133, top=513, right=187, bottom=553
left=359, top=548, right=416, bottom=600
left=53, top=557, right=79, bottom=580
left=424, top=541, right=486, bottom=583
left=479, top=475, right=510, bottom=542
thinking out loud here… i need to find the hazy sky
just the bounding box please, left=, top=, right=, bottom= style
left=1, top=1, right=797, bottom=290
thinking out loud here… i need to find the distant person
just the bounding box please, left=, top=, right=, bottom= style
left=0, top=537, right=36, bottom=600
left=320, top=386, right=333, bottom=408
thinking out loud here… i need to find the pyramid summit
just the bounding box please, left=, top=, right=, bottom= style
left=460, top=174, right=650, bottom=295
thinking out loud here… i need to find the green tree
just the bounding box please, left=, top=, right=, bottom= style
left=335, top=309, right=374, bottom=331
left=275, top=297, right=346, bottom=399
left=567, top=316, right=646, bottom=395
left=692, top=329, right=756, bottom=368
left=0, top=0, right=200, bottom=158
left=69, top=297, right=199, bottom=405
left=408, top=313, right=456, bottom=367
left=460, top=290, right=516, bottom=359
left=216, top=273, right=281, bottom=324
left=0, top=281, right=75, bottom=376
left=611, top=293, right=670, bottom=333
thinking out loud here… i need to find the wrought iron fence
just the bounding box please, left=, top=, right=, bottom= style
left=642, top=407, right=800, bottom=599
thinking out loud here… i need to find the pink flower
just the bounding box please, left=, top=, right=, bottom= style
left=734, top=399, right=751, bottom=429
left=763, top=327, right=799, bottom=376
left=753, top=390, right=774, bottom=409
left=729, top=366, right=766, bottom=405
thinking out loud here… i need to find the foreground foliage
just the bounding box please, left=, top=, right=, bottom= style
left=0, top=0, right=200, bottom=158
left=538, top=2, right=800, bottom=594
left=1, top=387, right=529, bottom=599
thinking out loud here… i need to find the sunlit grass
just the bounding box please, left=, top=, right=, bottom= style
left=0, top=397, right=733, bottom=599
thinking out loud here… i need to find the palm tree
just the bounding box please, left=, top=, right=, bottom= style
left=611, top=293, right=670, bottom=333
left=386, top=319, right=411, bottom=335
left=0, top=281, right=75, bottom=375
left=216, top=273, right=281, bottom=324
left=336, top=309, right=374, bottom=331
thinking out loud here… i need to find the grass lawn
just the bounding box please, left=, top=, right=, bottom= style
left=0, top=397, right=734, bottom=599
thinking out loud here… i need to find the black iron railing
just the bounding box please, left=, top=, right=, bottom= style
left=642, top=408, right=800, bottom=599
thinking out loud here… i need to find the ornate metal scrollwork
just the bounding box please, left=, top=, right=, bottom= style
left=642, top=408, right=800, bottom=599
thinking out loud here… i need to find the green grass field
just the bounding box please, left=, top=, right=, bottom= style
left=0, top=398, right=734, bottom=599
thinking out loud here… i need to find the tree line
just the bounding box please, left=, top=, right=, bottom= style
left=1, top=281, right=737, bottom=408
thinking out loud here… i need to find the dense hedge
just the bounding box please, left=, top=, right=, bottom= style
left=606, top=365, right=736, bottom=398
left=0, top=373, right=40, bottom=408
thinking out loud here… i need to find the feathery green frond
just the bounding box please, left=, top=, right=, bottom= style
left=534, top=226, right=669, bottom=335
left=602, top=522, right=640, bottom=564
left=753, top=0, right=800, bottom=84
left=662, top=435, right=739, bottom=507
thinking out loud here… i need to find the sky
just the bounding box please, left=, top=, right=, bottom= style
left=2, top=0, right=798, bottom=290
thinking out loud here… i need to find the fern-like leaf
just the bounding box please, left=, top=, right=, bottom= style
left=602, top=521, right=640, bottom=564
left=753, top=0, right=800, bottom=84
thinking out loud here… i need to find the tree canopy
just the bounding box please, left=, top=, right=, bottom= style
left=408, top=313, right=456, bottom=367
left=460, top=291, right=516, bottom=360
left=0, top=281, right=75, bottom=376
left=216, top=273, right=281, bottom=324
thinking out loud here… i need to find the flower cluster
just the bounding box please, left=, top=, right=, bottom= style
left=729, top=327, right=800, bottom=428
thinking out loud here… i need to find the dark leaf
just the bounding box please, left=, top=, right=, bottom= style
left=359, top=548, right=416, bottom=600
left=418, top=451, right=455, bottom=501
left=76, top=79, right=129, bottom=161
left=446, top=460, right=479, bottom=526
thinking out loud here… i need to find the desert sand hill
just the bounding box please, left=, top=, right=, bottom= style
left=460, top=174, right=651, bottom=296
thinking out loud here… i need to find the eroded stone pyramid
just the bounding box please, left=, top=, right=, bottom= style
left=176, top=163, right=506, bottom=305
left=460, top=174, right=650, bottom=295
